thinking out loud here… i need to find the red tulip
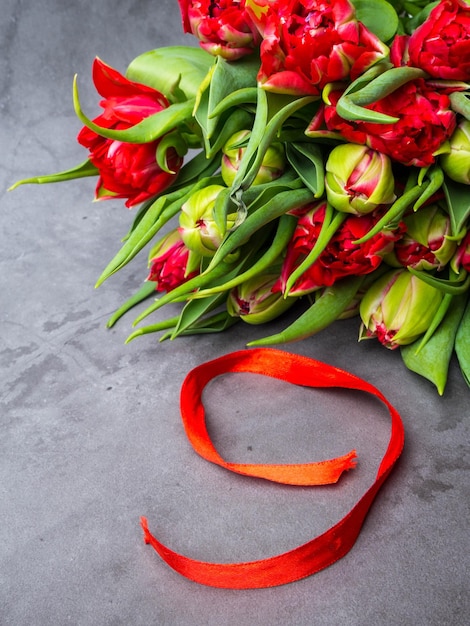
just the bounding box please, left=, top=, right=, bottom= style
left=392, top=205, right=457, bottom=271
left=408, top=0, right=470, bottom=80
left=77, top=58, right=182, bottom=208
left=147, top=229, right=200, bottom=293
left=177, top=0, right=261, bottom=60
left=256, top=0, right=388, bottom=96
left=276, top=203, right=402, bottom=295
left=321, top=79, right=456, bottom=167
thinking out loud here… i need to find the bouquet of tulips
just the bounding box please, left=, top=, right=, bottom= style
left=12, top=0, right=470, bottom=394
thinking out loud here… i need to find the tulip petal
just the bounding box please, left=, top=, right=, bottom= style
left=261, top=71, right=320, bottom=97
left=401, top=293, right=467, bottom=394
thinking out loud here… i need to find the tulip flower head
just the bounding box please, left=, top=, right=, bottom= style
left=179, top=185, right=238, bottom=256
left=321, top=80, right=457, bottom=167
left=276, top=202, right=402, bottom=296
left=393, top=205, right=457, bottom=271
left=359, top=269, right=444, bottom=349
left=77, top=59, right=183, bottom=208
left=177, top=0, right=261, bottom=60
left=325, top=144, right=396, bottom=215
left=256, top=0, right=388, bottom=96
left=221, top=130, right=286, bottom=187
left=407, top=0, right=470, bottom=80
left=147, top=229, right=201, bottom=293
left=227, top=272, right=296, bottom=324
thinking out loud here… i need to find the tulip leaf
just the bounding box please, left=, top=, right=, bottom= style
left=9, top=159, right=98, bottom=190
left=336, top=94, right=398, bottom=124
left=73, top=75, right=195, bottom=143
left=401, top=293, right=467, bottom=395
left=125, top=316, right=183, bottom=343
left=351, top=0, right=399, bottom=42
left=353, top=182, right=428, bottom=244
left=122, top=197, right=158, bottom=240
left=413, top=166, right=444, bottom=212
left=242, top=173, right=303, bottom=213
left=131, top=310, right=239, bottom=343
left=168, top=243, right=264, bottom=337
left=132, top=255, right=241, bottom=324
left=171, top=292, right=228, bottom=339
left=406, top=267, right=470, bottom=295
left=352, top=66, right=427, bottom=105
left=286, top=142, right=325, bottom=198
left=443, top=179, right=470, bottom=236
left=212, top=171, right=300, bottom=237
left=225, top=87, right=269, bottom=194
left=413, top=293, right=454, bottom=354
left=212, top=87, right=269, bottom=229
left=195, top=55, right=259, bottom=144
left=208, top=187, right=315, bottom=271
left=208, top=87, right=258, bottom=119
left=455, top=297, right=470, bottom=387
left=193, top=67, right=213, bottom=151
left=126, top=46, right=214, bottom=101
left=169, top=311, right=239, bottom=337
left=211, top=55, right=260, bottom=105
left=218, top=90, right=317, bottom=230
left=193, top=214, right=297, bottom=297
left=336, top=67, right=426, bottom=123
left=403, top=2, right=440, bottom=33
left=169, top=150, right=221, bottom=190
left=205, top=107, right=254, bottom=158
left=248, top=276, right=364, bottom=345
left=95, top=196, right=180, bottom=287
left=156, top=131, right=188, bottom=173
left=238, top=94, right=317, bottom=192
left=106, top=281, right=158, bottom=328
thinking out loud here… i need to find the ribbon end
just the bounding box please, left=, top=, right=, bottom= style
left=345, top=450, right=358, bottom=472
left=140, top=516, right=152, bottom=544
left=325, top=449, right=358, bottom=484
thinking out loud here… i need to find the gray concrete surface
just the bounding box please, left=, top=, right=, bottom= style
left=1, top=1, right=469, bottom=624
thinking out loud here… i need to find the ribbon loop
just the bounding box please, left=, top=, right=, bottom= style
left=142, top=348, right=404, bottom=588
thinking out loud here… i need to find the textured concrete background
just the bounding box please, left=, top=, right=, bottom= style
left=1, top=1, right=469, bottom=624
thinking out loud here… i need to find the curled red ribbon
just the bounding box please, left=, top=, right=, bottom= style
left=141, top=348, right=404, bottom=589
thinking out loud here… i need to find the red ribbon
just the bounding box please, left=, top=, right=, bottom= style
left=141, top=348, right=404, bottom=589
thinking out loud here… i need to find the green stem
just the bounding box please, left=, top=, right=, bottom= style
left=248, top=276, right=364, bottom=346
left=192, top=214, right=297, bottom=298
left=106, top=281, right=157, bottom=328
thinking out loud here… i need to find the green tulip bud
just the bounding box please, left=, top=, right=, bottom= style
left=325, top=144, right=396, bottom=215
left=221, top=130, right=286, bottom=187
left=359, top=269, right=444, bottom=349
left=440, top=120, right=470, bottom=185
left=179, top=185, right=237, bottom=257
left=227, top=273, right=296, bottom=325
